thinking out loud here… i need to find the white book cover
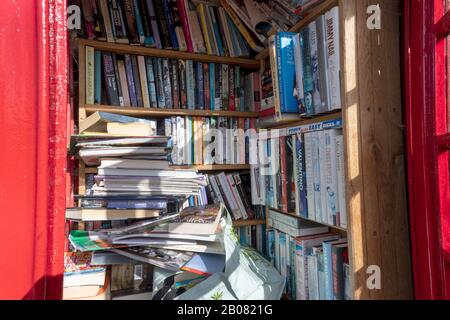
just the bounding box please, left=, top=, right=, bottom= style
left=293, top=134, right=300, bottom=216
left=176, top=116, right=185, bottom=165
left=217, top=173, right=242, bottom=220
left=185, top=116, right=193, bottom=165
left=279, top=233, right=287, bottom=281
left=318, top=130, right=328, bottom=224
left=312, top=131, right=323, bottom=223
left=272, top=135, right=280, bottom=210
left=227, top=174, right=248, bottom=219
left=187, top=9, right=206, bottom=53
left=335, top=134, right=347, bottom=228
left=307, top=253, right=319, bottom=300
left=316, top=14, right=331, bottom=111
left=303, top=132, right=316, bottom=221
left=308, top=21, right=323, bottom=112
left=171, top=117, right=178, bottom=165
left=324, top=129, right=341, bottom=226
left=117, top=60, right=131, bottom=107
left=325, top=7, right=342, bottom=110
left=137, top=56, right=151, bottom=108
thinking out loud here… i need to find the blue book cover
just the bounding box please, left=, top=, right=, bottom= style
left=323, top=241, right=334, bottom=300
left=266, top=229, right=275, bottom=263
left=239, top=227, right=247, bottom=246
left=209, top=63, right=215, bottom=110
left=106, top=199, right=168, bottom=209
left=124, top=54, right=138, bottom=107
left=162, top=0, right=179, bottom=50
left=145, top=57, right=158, bottom=108
left=133, top=0, right=145, bottom=43
left=154, top=57, right=166, bottom=108
left=276, top=32, right=298, bottom=113
left=181, top=253, right=225, bottom=275
left=208, top=6, right=224, bottom=56
left=94, top=50, right=102, bottom=104
left=145, top=0, right=162, bottom=48
left=300, top=29, right=315, bottom=115
left=196, top=62, right=205, bottom=109
left=295, top=133, right=308, bottom=218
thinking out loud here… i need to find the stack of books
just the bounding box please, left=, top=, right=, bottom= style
left=266, top=212, right=350, bottom=300
left=85, top=47, right=261, bottom=111
left=259, top=6, right=342, bottom=125
left=66, top=204, right=227, bottom=299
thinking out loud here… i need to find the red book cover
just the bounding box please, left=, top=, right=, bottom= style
left=253, top=71, right=261, bottom=112
left=203, top=63, right=210, bottom=110
left=177, top=0, right=194, bottom=52
left=229, top=66, right=236, bottom=111
left=279, top=136, right=288, bottom=212
left=259, top=107, right=275, bottom=117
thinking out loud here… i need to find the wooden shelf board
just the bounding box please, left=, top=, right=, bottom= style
left=255, top=0, right=339, bottom=60
left=268, top=207, right=347, bottom=233
left=83, top=105, right=259, bottom=118
left=232, top=219, right=265, bottom=227
left=78, top=38, right=260, bottom=69
left=259, top=110, right=342, bottom=129
left=171, top=164, right=250, bottom=171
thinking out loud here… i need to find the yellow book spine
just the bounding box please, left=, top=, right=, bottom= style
left=85, top=46, right=95, bottom=105
left=196, top=4, right=212, bottom=55
left=137, top=56, right=151, bottom=108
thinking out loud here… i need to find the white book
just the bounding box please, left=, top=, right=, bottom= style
left=293, top=33, right=304, bottom=106
left=325, top=7, right=342, bottom=110
left=137, top=56, right=151, bottom=108
left=312, top=131, right=322, bottom=222
left=217, top=173, right=242, bottom=220
left=186, top=7, right=206, bottom=53
left=185, top=116, right=193, bottom=165
left=97, top=168, right=201, bottom=179
left=307, top=252, right=319, bottom=300
left=318, top=130, right=328, bottom=224
left=316, top=14, right=331, bottom=111
left=271, top=136, right=280, bottom=209
left=98, top=158, right=169, bottom=170
left=335, top=134, right=347, bottom=228
left=303, top=133, right=316, bottom=221
left=117, top=60, right=131, bottom=107
left=170, top=117, right=178, bottom=165
left=79, top=146, right=167, bottom=166
left=227, top=174, right=248, bottom=220
left=274, top=229, right=280, bottom=272
left=324, top=129, right=341, bottom=226
left=309, top=21, right=323, bottom=113
left=176, top=116, right=185, bottom=165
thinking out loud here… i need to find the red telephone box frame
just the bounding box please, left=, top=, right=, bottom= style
left=0, top=0, right=67, bottom=299
left=404, top=0, right=450, bottom=299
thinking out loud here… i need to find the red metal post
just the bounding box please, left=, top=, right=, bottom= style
left=0, top=0, right=67, bottom=299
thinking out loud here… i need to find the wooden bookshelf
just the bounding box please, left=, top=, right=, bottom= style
left=83, top=105, right=259, bottom=119
left=258, top=110, right=342, bottom=129
left=232, top=219, right=265, bottom=227
left=255, top=0, right=339, bottom=60
left=77, top=39, right=261, bottom=70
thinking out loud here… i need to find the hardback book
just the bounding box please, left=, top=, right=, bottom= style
left=66, top=207, right=161, bottom=221
left=325, top=6, right=341, bottom=110
left=168, top=204, right=223, bottom=235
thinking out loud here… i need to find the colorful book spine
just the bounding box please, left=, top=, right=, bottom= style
left=133, top=0, right=146, bottom=43
left=215, top=64, right=222, bottom=110
left=301, top=29, right=315, bottom=115
left=145, top=57, right=158, bottom=108
left=276, top=32, right=298, bottom=113
left=145, top=0, right=162, bottom=48
left=109, top=0, right=128, bottom=42
left=137, top=55, right=151, bottom=108
left=130, top=55, right=143, bottom=106
left=94, top=49, right=101, bottom=104
left=335, top=134, right=346, bottom=228
left=101, top=51, right=120, bottom=106
left=124, top=54, right=138, bottom=106
left=325, top=7, right=341, bottom=110
left=294, top=133, right=308, bottom=218
left=86, top=46, right=95, bottom=105
left=154, top=57, right=166, bottom=108
left=138, top=0, right=155, bottom=46
left=196, top=62, right=204, bottom=109
left=162, top=0, right=179, bottom=50
left=234, top=66, right=241, bottom=111
left=208, top=5, right=224, bottom=56
left=112, top=53, right=124, bottom=106
left=178, top=59, right=187, bottom=109
left=187, top=7, right=207, bottom=53
left=122, top=0, right=140, bottom=44
left=162, top=58, right=173, bottom=108
left=228, top=66, right=235, bottom=111
left=170, top=59, right=180, bottom=109
left=221, top=65, right=229, bottom=110
left=186, top=60, right=195, bottom=109
left=154, top=0, right=172, bottom=48
left=279, top=136, right=288, bottom=213
left=268, top=35, right=281, bottom=117
left=209, top=63, right=215, bottom=110
left=197, top=4, right=214, bottom=55
left=332, top=244, right=347, bottom=300
left=253, top=71, right=261, bottom=112
left=177, top=0, right=193, bottom=52
left=293, top=33, right=305, bottom=114
left=203, top=63, right=210, bottom=110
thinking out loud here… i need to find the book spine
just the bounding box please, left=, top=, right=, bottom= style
left=335, top=134, right=346, bottom=228
left=325, top=7, right=341, bottom=110
left=145, top=57, right=158, bottom=108
left=138, top=0, right=155, bottom=46
left=196, top=62, right=204, bottom=109
left=133, top=0, right=146, bottom=43
left=303, top=132, right=315, bottom=221
left=228, top=66, right=235, bottom=111
left=162, top=0, right=179, bottom=50
left=177, top=0, right=193, bottom=52
left=130, top=55, right=143, bottom=106
left=122, top=0, right=140, bottom=44
left=296, top=133, right=308, bottom=218
left=221, top=65, right=229, bottom=110
left=81, top=0, right=96, bottom=39
left=154, top=0, right=172, bottom=48
left=102, top=51, right=120, bottom=106
left=234, top=66, right=240, bottom=111
left=301, top=29, right=315, bottom=115
left=86, top=46, right=95, bottom=105
left=252, top=71, right=261, bottom=112
left=187, top=9, right=207, bottom=53
left=279, top=136, right=288, bottom=212
left=197, top=4, right=213, bottom=55
left=185, top=116, right=193, bottom=164
left=124, top=54, right=138, bottom=106
left=112, top=53, right=124, bottom=106
left=209, top=63, right=215, bottom=110
left=162, top=58, right=173, bottom=109
left=332, top=245, right=346, bottom=300
left=317, top=250, right=326, bottom=300
left=203, top=63, right=210, bottom=110
left=117, top=59, right=131, bottom=106
left=170, top=59, right=180, bottom=109
left=169, top=0, right=187, bottom=51
left=233, top=173, right=254, bottom=219
left=137, top=55, right=151, bottom=108
left=218, top=173, right=242, bottom=219
left=98, top=0, right=115, bottom=42
left=310, top=131, right=321, bottom=222
left=308, top=21, right=323, bottom=113
left=268, top=35, right=281, bottom=118
left=145, top=0, right=162, bottom=48
left=209, top=5, right=224, bottom=56
left=214, top=64, right=222, bottom=110
left=293, top=33, right=305, bottom=114
left=109, top=0, right=128, bottom=41
left=94, top=50, right=102, bottom=104
left=227, top=174, right=247, bottom=219
left=154, top=57, right=166, bottom=108
left=240, top=118, right=246, bottom=164
left=323, top=129, right=340, bottom=226
left=186, top=60, right=195, bottom=109
left=178, top=60, right=187, bottom=109
left=316, top=15, right=331, bottom=112
left=176, top=116, right=185, bottom=164
left=204, top=5, right=219, bottom=56
left=307, top=254, right=319, bottom=300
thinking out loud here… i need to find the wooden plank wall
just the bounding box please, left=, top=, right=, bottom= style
left=340, top=0, right=413, bottom=299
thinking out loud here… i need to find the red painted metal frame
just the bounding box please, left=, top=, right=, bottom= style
left=0, top=1, right=67, bottom=299
left=404, top=0, right=450, bottom=299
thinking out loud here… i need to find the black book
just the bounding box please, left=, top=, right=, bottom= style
left=121, top=0, right=141, bottom=44
left=102, top=51, right=120, bottom=106
left=112, top=53, right=124, bottom=106
left=130, top=55, right=144, bottom=107
left=108, top=0, right=129, bottom=42
left=138, top=0, right=154, bottom=46
left=178, top=60, right=187, bottom=109
left=154, top=0, right=172, bottom=49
